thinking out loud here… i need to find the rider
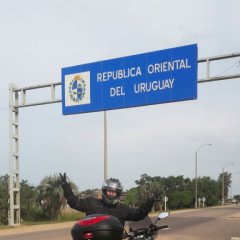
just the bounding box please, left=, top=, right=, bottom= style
left=59, top=173, right=155, bottom=226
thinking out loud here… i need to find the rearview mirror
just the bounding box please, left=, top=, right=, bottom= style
left=158, top=211, right=170, bottom=219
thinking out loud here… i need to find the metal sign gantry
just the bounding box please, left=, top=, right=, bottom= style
left=8, top=52, right=240, bottom=226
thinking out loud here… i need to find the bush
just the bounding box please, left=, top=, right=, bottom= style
left=168, top=190, right=193, bottom=209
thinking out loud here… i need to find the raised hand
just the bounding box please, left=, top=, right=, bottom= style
left=59, top=172, right=67, bottom=185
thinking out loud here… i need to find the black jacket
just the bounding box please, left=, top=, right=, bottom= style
left=62, top=183, right=154, bottom=226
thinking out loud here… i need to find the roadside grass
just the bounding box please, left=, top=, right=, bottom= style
left=0, top=225, right=10, bottom=230
left=0, top=208, right=85, bottom=229
left=58, top=207, right=85, bottom=222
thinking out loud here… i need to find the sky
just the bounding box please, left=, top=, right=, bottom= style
left=0, top=0, right=240, bottom=196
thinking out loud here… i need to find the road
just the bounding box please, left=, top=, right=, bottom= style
left=0, top=205, right=239, bottom=240
left=157, top=205, right=240, bottom=240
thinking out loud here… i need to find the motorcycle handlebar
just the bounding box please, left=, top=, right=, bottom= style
left=122, top=225, right=169, bottom=239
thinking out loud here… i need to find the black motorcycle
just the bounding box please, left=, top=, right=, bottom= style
left=71, top=211, right=170, bottom=240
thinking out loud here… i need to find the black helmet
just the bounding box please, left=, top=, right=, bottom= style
left=102, top=178, right=123, bottom=206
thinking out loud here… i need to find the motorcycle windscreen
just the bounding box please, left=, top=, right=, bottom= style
left=127, top=215, right=152, bottom=231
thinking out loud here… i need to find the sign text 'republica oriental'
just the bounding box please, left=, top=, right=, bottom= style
left=62, top=44, right=198, bottom=115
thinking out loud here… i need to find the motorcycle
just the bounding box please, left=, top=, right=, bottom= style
left=71, top=211, right=170, bottom=240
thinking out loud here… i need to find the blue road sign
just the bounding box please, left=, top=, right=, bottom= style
left=62, top=44, right=198, bottom=115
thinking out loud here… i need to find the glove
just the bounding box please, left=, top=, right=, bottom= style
left=59, top=172, right=67, bottom=186
left=59, top=173, right=73, bottom=197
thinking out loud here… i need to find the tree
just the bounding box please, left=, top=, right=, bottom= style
left=135, top=174, right=153, bottom=204
left=124, top=188, right=138, bottom=207
left=163, top=176, right=194, bottom=209
left=135, top=174, right=152, bottom=186
left=136, top=175, right=164, bottom=195
left=37, top=174, right=78, bottom=220
left=168, top=190, right=192, bottom=209
left=218, top=171, right=232, bottom=201
left=197, top=176, right=219, bottom=206
left=163, top=175, right=191, bottom=192
left=233, top=194, right=240, bottom=202
left=79, top=189, right=99, bottom=198
left=135, top=174, right=164, bottom=210
left=134, top=174, right=195, bottom=210
left=20, top=180, right=39, bottom=221
left=0, top=175, right=9, bottom=225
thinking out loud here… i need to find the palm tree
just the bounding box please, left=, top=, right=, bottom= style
left=37, top=174, right=78, bottom=219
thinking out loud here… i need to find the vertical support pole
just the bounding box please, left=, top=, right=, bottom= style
left=104, top=111, right=108, bottom=180
left=195, top=151, right=198, bottom=208
left=21, top=90, right=26, bottom=106
left=206, top=58, right=210, bottom=79
left=222, top=168, right=225, bottom=206
left=51, top=84, right=56, bottom=101
left=8, top=84, right=20, bottom=226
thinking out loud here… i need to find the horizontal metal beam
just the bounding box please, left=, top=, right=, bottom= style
left=198, top=52, right=240, bottom=63
left=11, top=52, right=240, bottom=108
left=16, top=99, right=62, bottom=108
left=13, top=82, right=61, bottom=92
left=198, top=74, right=240, bottom=83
